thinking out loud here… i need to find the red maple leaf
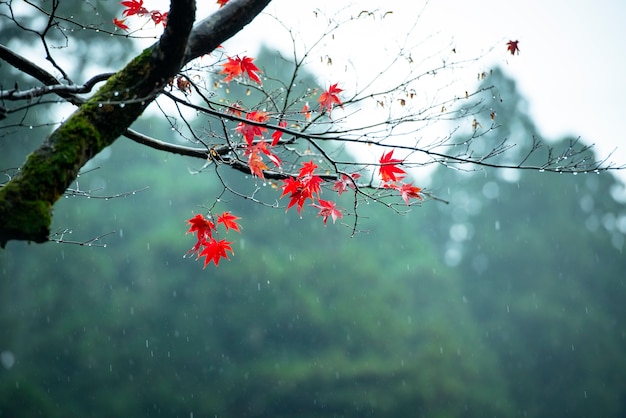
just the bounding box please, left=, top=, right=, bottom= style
left=221, top=56, right=243, bottom=82
left=121, top=0, right=148, bottom=17
left=312, top=199, right=343, bottom=225
left=280, top=160, right=324, bottom=214
left=216, top=0, right=230, bottom=7
left=281, top=178, right=314, bottom=215
left=247, top=151, right=268, bottom=178
left=113, top=17, right=129, bottom=31
left=298, top=165, right=322, bottom=196
left=333, top=173, right=360, bottom=195
left=298, top=161, right=318, bottom=178
left=221, top=56, right=262, bottom=84
left=271, top=120, right=288, bottom=146
left=240, top=56, right=262, bottom=84
left=244, top=140, right=281, bottom=178
left=379, top=150, right=406, bottom=183
left=187, top=213, right=215, bottom=240
left=217, top=211, right=241, bottom=232
left=394, top=183, right=423, bottom=205
left=235, top=111, right=269, bottom=145
left=318, top=83, right=343, bottom=115
left=150, top=10, right=168, bottom=26
left=506, top=40, right=520, bottom=55
left=255, top=141, right=282, bottom=168
left=199, top=238, right=234, bottom=267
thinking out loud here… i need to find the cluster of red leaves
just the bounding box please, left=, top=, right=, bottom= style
left=186, top=212, right=241, bottom=267
left=113, top=0, right=168, bottom=31
left=281, top=161, right=343, bottom=225
left=179, top=57, right=423, bottom=267
left=234, top=110, right=284, bottom=179
left=506, top=40, right=520, bottom=55
left=221, top=56, right=262, bottom=85
left=378, top=150, right=422, bottom=205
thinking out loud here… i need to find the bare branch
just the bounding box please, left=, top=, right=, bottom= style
left=0, top=72, right=114, bottom=101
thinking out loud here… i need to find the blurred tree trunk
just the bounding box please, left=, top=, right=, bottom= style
left=0, top=0, right=271, bottom=247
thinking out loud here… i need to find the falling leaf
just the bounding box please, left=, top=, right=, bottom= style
left=506, top=40, right=520, bottom=55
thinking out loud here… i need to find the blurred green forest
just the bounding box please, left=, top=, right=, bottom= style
left=2, top=6, right=626, bottom=415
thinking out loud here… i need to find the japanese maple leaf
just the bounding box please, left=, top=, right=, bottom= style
left=244, top=141, right=281, bottom=179
left=121, top=0, right=148, bottom=17
left=217, top=211, right=241, bottom=232
left=235, top=111, right=269, bottom=145
left=199, top=238, right=234, bottom=268
left=150, top=10, right=168, bottom=26
left=297, top=161, right=323, bottom=196
left=187, top=213, right=215, bottom=240
left=255, top=141, right=282, bottom=168
left=298, top=160, right=319, bottom=178
left=221, top=56, right=262, bottom=84
left=302, top=173, right=322, bottom=196
left=395, top=183, right=423, bottom=205
left=239, top=56, right=262, bottom=84
left=506, top=40, right=520, bottom=55
left=318, top=83, right=343, bottom=115
left=247, top=151, right=268, bottom=179
left=271, top=120, right=288, bottom=146
left=312, top=199, right=343, bottom=225
left=221, top=56, right=243, bottom=82
left=379, top=150, right=406, bottom=183
left=333, top=173, right=361, bottom=195
left=281, top=178, right=311, bottom=215
left=113, top=18, right=129, bottom=31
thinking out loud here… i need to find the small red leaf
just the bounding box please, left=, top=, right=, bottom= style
left=312, top=199, right=343, bottom=225
left=318, top=83, right=343, bottom=115
left=113, top=17, right=129, bottom=31
left=379, top=150, right=406, bottom=183
left=217, top=211, right=241, bottom=232
left=506, top=40, right=520, bottom=55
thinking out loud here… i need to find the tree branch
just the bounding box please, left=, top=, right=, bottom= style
left=184, top=0, right=272, bottom=64
left=0, top=72, right=114, bottom=102
left=0, top=0, right=272, bottom=247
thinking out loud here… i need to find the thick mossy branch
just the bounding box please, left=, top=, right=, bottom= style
left=0, top=51, right=154, bottom=247
left=0, top=0, right=197, bottom=247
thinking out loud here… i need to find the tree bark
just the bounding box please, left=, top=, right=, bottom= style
left=0, top=0, right=271, bottom=247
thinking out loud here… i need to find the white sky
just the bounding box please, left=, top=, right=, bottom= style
left=148, top=0, right=626, bottom=181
